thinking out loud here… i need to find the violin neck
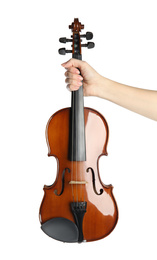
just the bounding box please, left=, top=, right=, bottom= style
left=68, top=53, right=86, bottom=161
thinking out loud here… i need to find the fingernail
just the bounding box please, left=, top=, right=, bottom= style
left=75, top=69, right=80, bottom=74
left=61, top=63, right=67, bottom=68
left=77, top=81, right=82, bottom=86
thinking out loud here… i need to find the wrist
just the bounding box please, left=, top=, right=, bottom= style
left=92, top=75, right=107, bottom=98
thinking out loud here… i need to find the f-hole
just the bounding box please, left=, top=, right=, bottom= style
left=86, top=167, right=103, bottom=195
left=54, top=168, right=70, bottom=196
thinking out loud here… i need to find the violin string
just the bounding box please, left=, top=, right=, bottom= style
left=71, top=92, right=74, bottom=202
left=81, top=161, right=83, bottom=202
left=83, top=109, right=86, bottom=204
left=75, top=91, right=78, bottom=204
left=81, top=87, right=84, bottom=203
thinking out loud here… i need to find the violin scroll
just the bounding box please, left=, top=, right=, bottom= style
left=69, top=18, right=84, bottom=32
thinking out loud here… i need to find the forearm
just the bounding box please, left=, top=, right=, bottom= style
left=62, top=59, right=157, bottom=121
left=95, top=77, right=157, bottom=121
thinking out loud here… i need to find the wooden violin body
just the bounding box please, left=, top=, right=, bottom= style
left=40, top=107, right=118, bottom=242
left=39, top=19, right=118, bottom=243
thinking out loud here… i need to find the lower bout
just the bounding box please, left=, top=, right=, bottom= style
left=39, top=186, right=118, bottom=242
left=83, top=201, right=118, bottom=242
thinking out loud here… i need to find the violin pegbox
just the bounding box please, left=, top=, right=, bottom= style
left=58, top=18, right=95, bottom=55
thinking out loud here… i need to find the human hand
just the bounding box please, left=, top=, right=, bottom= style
left=61, top=58, right=103, bottom=96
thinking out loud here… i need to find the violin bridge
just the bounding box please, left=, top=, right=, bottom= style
left=69, top=181, right=88, bottom=185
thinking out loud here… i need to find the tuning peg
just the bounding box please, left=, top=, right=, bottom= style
left=80, top=32, right=93, bottom=40
left=81, top=42, right=95, bottom=49
left=58, top=48, right=72, bottom=55
left=59, top=37, right=73, bottom=43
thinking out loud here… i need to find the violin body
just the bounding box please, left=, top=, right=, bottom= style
left=39, top=19, right=118, bottom=243
left=40, top=107, right=118, bottom=242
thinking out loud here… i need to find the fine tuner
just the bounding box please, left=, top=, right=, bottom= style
left=58, top=25, right=95, bottom=55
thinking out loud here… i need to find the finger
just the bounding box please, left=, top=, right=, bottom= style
left=65, top=78, right=82, bottom=87
left=61, top=58, right=84, bottom=70
left=65, top=71, right=83, bottom=81
left=65, top=66, right=80, bottom=75
left=66, top=84, right=80, bottom=92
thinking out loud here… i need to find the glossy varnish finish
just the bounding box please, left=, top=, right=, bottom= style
left=39, top=107, right=118, bottom=242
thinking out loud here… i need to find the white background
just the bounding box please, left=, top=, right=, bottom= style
left=0, top=0, right=157, bottom=259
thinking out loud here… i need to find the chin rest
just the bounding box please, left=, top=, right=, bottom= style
left=41, top=217, right=79, bottom=242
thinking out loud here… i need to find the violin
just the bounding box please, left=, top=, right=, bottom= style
left=39, top=18, right=118, bottom=243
